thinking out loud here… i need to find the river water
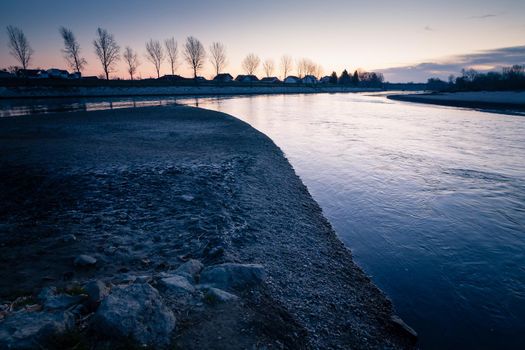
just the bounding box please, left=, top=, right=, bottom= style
left=1, top=93, right=524, bottom=348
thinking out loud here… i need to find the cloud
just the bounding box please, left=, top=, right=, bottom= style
left=469, top=13, right=498, bottom=19
left=378, top=45, right=525, bottom=82
left=424, top=26, right=433, bottom=31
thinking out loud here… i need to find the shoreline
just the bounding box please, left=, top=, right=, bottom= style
left=0, top=105, right=416, bottom=349
left=0, top=85, right=381, bottom=99
left=388, top=91, right=525, bottom=113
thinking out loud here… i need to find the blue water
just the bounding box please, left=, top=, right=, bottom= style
left=190, top=94, right=525, bottom=349
left=1, top=93, right=524, bottom=348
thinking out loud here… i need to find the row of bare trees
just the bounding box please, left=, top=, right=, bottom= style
left=5, top=25, right=322, bottom=80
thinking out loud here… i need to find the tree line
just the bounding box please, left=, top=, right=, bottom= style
left=4, top=25, right=368, bottom=83
left=427, top=65, right=525, bottom=92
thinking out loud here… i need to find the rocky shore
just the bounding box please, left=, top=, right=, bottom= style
left=0, top=105, right=416, bottom=349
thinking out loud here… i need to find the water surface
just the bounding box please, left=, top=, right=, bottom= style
left=190, top=93, right=525, bottom=349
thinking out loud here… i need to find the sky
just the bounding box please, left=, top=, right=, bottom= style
left=0, top=0, right=524, bottom=82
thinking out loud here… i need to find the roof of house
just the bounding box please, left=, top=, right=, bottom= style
left=213, top=73, right=233, bottom=80
left=260, top=77, right=280, bottom=82
left=235, top=74, right=259, bottom=82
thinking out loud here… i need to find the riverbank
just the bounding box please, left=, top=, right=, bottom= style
left=0, top=105, right=416, bottom=349
left=388, top=91, right=525, bottom=112
left=0, top=85, right=380, bottom=99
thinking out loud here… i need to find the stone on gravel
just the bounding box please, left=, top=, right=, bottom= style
left=159, top=275, right=195, bottom=296
left=85, top=280, right=109, bottom=305
left=74, top=254, right=97, bottom=267
left=37, top=286, right=85, bottom=310
left=202, top=287, right=239, bottom=303
left=391, top=315, right=418, bottom=340
left=94, top=283, right=175, bottom=347
left=175, top=259, right=203, bottom=282
left=200, top=263, right=266, bottom=291
left=0, top=310, right=74, bottom=349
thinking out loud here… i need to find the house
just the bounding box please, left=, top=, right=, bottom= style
left=68, top=72, right=81, bottom=79
left=319, top=76, right=331, bottom=84
left=17, top=69, right=48, bottom=79
left=235, top=74, right=259, bottom=83
left=260, top=77, right=281, bottom=83
left=159, top=74, right=188, bottom=81
left=213, top=73, right=233, bottom=82
left=47, top=68, right=69, bottom=79
left=82, top=76, right=99, bottom=80
left=195, top=76, right=207, bottom=82
left=0, top=70, right=15, bottom=79
left=302, top=75, right=318, bottom=84
left=284, top=76, right=300, bottom=84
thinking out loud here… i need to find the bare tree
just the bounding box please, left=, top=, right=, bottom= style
left=145, top=39, right=164, bottom=78
left=183, top=36, right=206, bottom=78
left=93, top=28, right=120, bottom=80
left=123, top=46, right=140, bottom=80
left=209, top=42, right=227, bottom=77
left=164, top=37, right=178, bottom=75
left=59, top=26, right=87, bottom=74
left=280, top=55, right=292, bottom=79
left=263, top=59, right=275, bottom=77
left=242, top=53, right=260, bottom=75
left=6, top=25, right=33, bottom=70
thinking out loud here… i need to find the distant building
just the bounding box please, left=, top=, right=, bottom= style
left=159, top=74, right=188, bottom=81
left=319, top=76, right=331, bottom=84
left=68, top=72, right=81, bottom=79
left=17, top=69, right=48, bottom=79
left=47, top=68, right=69, bottom=79
left=260, top=77, right=281, bottom=83
left=302, top=75, right=318, bottom=84
left=0, top=70, right=15, bottom=79
left=213, top=73, right=233, bottom=82
left=284, top=76, right=300, bottom=84
left=195, top=76, right=207, bottom=82
left=235, top=74, right=259, bottom=83
left=82, top=76, right=99, bottom=80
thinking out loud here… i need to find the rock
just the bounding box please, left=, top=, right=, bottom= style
left=94, top=283, right=175, bottom=347
left=207, top=246, right=225, bottom=258
left=62, top=234, right=77, bottom=243
left=85, top=280, right=109, bottom=305
left=202, top=287, right=239, bottom=304
left=159, top=275, right=195, bottom=296
left=37, top=286, right=84, bottom=310
left=175, top=259, right=203, bottom=282
left=391, top=315, right=418, bottom=340
left=0, top=310, right=74, bottom=349
left=74, top=254, right=97, bottom=267
left=200, top=263, right=266, bottom=291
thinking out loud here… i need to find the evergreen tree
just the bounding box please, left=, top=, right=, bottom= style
left=339, top=69, right=351, bottom=85
left=352, top=70, right=360, bottom=85
left=329, top=71, right=338, bottom=84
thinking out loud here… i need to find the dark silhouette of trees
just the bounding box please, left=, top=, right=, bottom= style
left=123, top=46, right=140, bottom=80
left=339, top=70, right=351, bottom=84
left=352, top=70, right=359, bottom=85
left=165, top=37, right=178, bottom=75
left=263, top=59, right=275, bottom=77
left=183, top=36, right=206, bottom=78
left=242, top=53, right=260, bottom=75
left=93, top=28, right=120, bottom=80
left=145, top=39, right=164, bottom=78
left=209, top=42, right=227, bottom=76
left=6, top=25, right=33, bottom=70
left=280, top=55, right=293, bottom=79
left=446, top=65, right=525, bottom=91
left=329, top=71, right=338, bottom=84
left=59, top=27, right=87, bottom=74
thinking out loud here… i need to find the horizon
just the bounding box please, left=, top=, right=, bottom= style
left=1, top=0, right=524, bottom=82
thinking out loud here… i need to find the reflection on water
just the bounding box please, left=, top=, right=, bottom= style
left=188, top=94, right=525, bottom=349
left=1, top=93, right=524, bottom=348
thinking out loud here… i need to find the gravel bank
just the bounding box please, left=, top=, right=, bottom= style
left=0, top=105, right=416, bottom=349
